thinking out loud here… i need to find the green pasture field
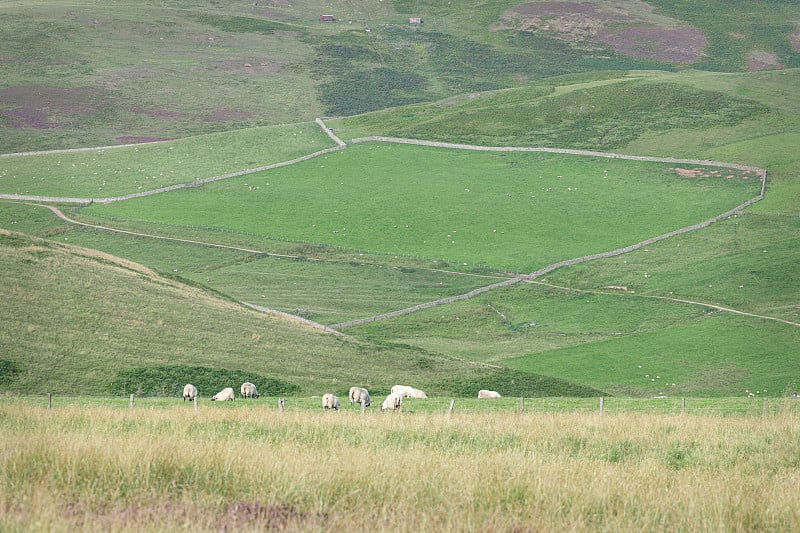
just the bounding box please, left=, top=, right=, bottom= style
left=503, top=314, right=800, bottom=398
left=544, top=212, right=800, bottom=320
left=0, top=122, right=334, bottom=197
left=2, top=402, right=799, bottom=531
left=74, top=142, right=761, bottom=274
left=343, top=282, right=800, bottom=397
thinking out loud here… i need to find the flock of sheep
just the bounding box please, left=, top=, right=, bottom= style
left=182, top=382, right=502, bottom=408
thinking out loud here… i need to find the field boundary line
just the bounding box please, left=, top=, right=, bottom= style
left=526, top=280, right=800, bottom=328
left=0, top=145, right=345, bottom=204
left=328, top=132, right=768, bottom=329
left=243, top=302, right=342, bottom=334
left=349, top=135, right=765, bottom=173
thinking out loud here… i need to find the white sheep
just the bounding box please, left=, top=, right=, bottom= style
left=322, top=393, right=340, bottom=410
left=477, top=390, right=501, bottom=399
left=356, top=388, right=371, bottom=407
left=381, top=392, right=403, bottom=411
left=349, top=386, right=361, bottom=405
left=210, top=387, right=235, bottom=401
left=391, top=384, right=428, bottom=399
left=240, top=382, right=259, bottom=399
left=182, top=384, right=198, bottom=402
left=349, top=386, right=371, bottom=407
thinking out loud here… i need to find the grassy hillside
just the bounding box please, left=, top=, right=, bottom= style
left=1, top=3, right=798, bottom=399
left=0, top=228, right=603, bottom=398
left=2, top=67, right=798, bottom=397
left=3, top=1, right=800, bottom=151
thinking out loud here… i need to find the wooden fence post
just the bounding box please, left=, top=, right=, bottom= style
left=448, top=399, right=455, bottom=415
left=519, top=397, right=524, bottom=414
left=129, top=394, right=135, bottom=408
left=193, top=396, right=198, bottom=411
left=48, top=393, right=52, bottom=409
left=681, top=397, right=686, bottom=414
left=599, top=396, right=604, bottom=415
left=279, top=397, right=285, bottom=412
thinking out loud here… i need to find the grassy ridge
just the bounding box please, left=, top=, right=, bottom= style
left=0, top=229, right=602, bottom=398
left=332, top=79, right=769, bottom=148
left=4, top=1, right=800, bottom=151
left=0, top=2, right=323, bottom=151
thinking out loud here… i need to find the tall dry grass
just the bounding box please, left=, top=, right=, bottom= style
left=1, top=402, right=798, bottom=531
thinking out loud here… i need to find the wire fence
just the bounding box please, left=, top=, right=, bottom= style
left=21, top=394, right=800, bottom=418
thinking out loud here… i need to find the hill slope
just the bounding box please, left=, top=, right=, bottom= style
left=0, top=228, right=603, bottom=398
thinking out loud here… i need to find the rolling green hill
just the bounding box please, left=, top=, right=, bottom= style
left=0, top=228, right=602, bottom=398
left=0, top=1, right=798, bottom=399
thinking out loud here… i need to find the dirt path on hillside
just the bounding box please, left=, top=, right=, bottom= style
left=4, top=120, right=788, bottom=331
left=527, top=280, right=800, bottom=328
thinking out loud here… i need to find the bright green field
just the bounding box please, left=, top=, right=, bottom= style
left=76, top=142, right=760, bottom=273
left=0, top=123, right=334, bottom=197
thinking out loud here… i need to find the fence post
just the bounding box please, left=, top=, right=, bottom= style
left=599, top=397, right=604, bottom=415
left=681, top=397, right=686, bottom=414
left=448, top=399, right=455, bottom=415
left=279, top=397, right=285, bottom=412
left=129, top=394, right=135, bottom=408
left=193, top=396, right=198, bottom=411
left=519, top=397, right=524, bottom=414
left=48, top=393, right=52, bottom=409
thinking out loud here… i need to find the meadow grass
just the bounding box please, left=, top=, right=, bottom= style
left=75, top=142, right=761, bottom=274
left=1, top=401, right=799, bottom=531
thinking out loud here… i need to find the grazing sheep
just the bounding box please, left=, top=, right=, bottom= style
left=183, top=384, right=198, bottom=402
left=381, top=392, right=403, bottom=411
left=322, top=393, right=340, bottom=410
left=210, top=387, right=235, bottom=401
left=356, top=388, right=371, bottom=407
left=349, top=386, right=371, bottom=407
left=349, top=386, right=361, bottom=405
left=240, top=382, right=259, bottom=399
left=391, top=385, right=428, bottom=399
left=477, top=390, right=501, bottom=399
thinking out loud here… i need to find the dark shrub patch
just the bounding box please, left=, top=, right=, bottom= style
left=110, top=365, right=299, bottom=397
left=434, top=367, right=605, bottom=398
left=0, top=359, right=20, bottom=385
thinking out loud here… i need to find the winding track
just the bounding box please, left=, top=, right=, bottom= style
left=4, top=119, right=792, bottom=330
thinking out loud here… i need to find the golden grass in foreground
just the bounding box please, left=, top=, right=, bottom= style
left=1, top=403, right=799, bottom=531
